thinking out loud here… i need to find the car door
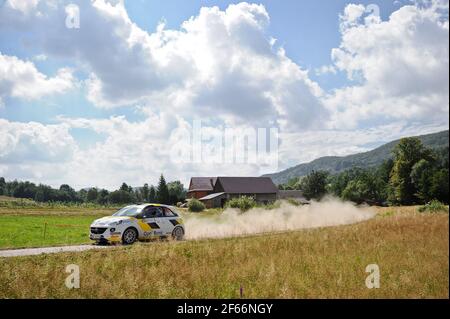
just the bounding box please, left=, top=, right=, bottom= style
left=142, top=206, right=164, bottom=237
left=158, top=207, right=180, bottom=235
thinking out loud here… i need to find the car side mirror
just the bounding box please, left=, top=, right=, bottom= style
left=136, top=213, right=144, bottom=219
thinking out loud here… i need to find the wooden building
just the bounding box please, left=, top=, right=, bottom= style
left=187, top=176, right=278, bottom=208
left=186, top=177, right=217, bottom=199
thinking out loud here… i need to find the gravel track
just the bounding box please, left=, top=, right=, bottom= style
left=0, top=244, right=111, bottom=257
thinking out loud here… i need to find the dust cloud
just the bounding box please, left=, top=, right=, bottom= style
left=184, top=197, right=375, bottom=240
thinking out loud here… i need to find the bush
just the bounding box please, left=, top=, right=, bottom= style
left=418, top=200, right=448, bottom=213
left=286, top=198, right=301, bottom=206
left=263, top=200, right=282, bottom=210
left=300, top=170, right=329, bottom=200
left=226, top=196, right=256, bottom=212
left=188, top=198, right=205, bottom=212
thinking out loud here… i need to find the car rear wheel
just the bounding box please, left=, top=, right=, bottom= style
left=172, top=226, right=184, bottom=241
left=122, top=228, right=138, bottom=245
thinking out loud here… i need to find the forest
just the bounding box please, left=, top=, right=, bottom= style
left=279, top=137, right=449, bottom=205
left=0, top=174, right=186, bottom=206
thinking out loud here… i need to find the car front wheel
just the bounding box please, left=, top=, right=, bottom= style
left=122, top=228, right=138, bottom=245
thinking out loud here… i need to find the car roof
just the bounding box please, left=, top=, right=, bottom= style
left=132, top=203, right=173, bottom=209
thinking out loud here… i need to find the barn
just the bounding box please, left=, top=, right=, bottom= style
left=187, top=176, right=278, bottom=208
left=186, top=177, right=217, bottom=200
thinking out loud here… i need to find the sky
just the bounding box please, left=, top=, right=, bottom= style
left=0, top=0, right=448, bottom=190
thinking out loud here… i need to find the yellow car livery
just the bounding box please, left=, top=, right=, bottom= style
left=90, top=204, right=185, bottom=244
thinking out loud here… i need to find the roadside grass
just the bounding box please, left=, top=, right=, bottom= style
left=0, top=210, right=447, bottom=298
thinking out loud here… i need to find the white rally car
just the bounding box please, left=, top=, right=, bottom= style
left=90, top=203, right=185, bottom=245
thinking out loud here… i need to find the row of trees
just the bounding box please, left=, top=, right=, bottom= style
left=0, top=174, right=186, bottom=205
left=279, top=138, right=449, bottom=205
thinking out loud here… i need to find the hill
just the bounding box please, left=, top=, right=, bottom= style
left=265, top=130, right=449, bottom=185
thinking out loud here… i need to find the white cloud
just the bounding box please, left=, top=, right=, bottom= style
left=0, top=118, right=76, bottom=164
left=0, top=0, right=325, bottom=131
left=339, top=3, right=366, bottom=30
left=5, top=0, right=40, bottom=15
left=55, top=114, right=278, bottom=189
left=0, top=53, right=75, bottom=103
left=315, top=65, right=337, bottom=76
left=326, top=1, right=449, bottom=129
left=32, top=54, right=47, bottom=61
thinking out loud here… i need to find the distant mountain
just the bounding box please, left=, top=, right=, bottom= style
left=264, top=130, right=449, bottom=185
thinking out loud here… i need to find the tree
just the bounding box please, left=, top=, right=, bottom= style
left=368, top=162, right=393, bottom=205
left=86, top=188, right=99, bottom=202
left=410, top=159, right=435, bottom=203
left=337, top=169, right=386, bottom=205
left=133, top=189, right=142, bottom=202
left=96, top=189, right=109, bottom=205
left=429, top=169, right=449, bottom=204
left=34, top=184, right=54, bottom=202
left=77, top=189, right=88, bottom=202
left=58, top=184, right=78, bottom=202
left=120, top=182, right=132, bottom=193
left=108, top=190, right=133, bottom=204
left=167, top=181, right=186, bottom=205
left=327, top=168, right=364, bottom=198
left=435, top=146, right=449, bottom=169
left=389, top=138, right=432, bottom=205
left=156, top=174, right=170, bottom=204
left=12, top=181, right=37, bottom=199
left=0, top=177, right=5, bottom=195
left=378, top=159, right=394, bottom=183
left=141, top=183, right=150, bottom=202
left=149, top=186, right=156, bottom=202
left=342, top=180, right=367, bottom=203
left=300, top=170, right=329, bottom=200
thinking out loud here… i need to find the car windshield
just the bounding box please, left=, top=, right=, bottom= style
left=112, top=206, right=142, bottom=217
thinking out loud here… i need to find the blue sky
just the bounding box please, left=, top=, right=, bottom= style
left=0, top=0, right=448, bottom=189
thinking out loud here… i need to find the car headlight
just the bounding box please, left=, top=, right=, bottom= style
left=108, top=220, right=123, bottom=227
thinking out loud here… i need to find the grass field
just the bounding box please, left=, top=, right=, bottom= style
left=0, top=197, right=116, bottom=249
left=0, top=215, right=107, bottom=248
left=0, top=205, right=448, bottom=298
left=0, top=196, right=219, bottom=249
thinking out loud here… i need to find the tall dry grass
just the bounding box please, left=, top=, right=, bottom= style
left=0, top=210, right=447, bottom=298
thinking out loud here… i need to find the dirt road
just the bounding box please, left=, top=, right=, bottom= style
left=0, top=244, right=111, bottom=258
